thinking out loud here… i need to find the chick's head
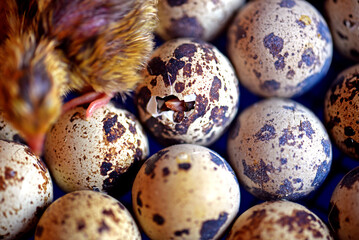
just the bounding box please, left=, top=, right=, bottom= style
left=0, top=33, right=68, bottom=154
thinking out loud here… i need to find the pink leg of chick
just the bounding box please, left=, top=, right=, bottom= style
left=28, top=92, right=113, bottom=155
left=62, top=92, right=114, bottom=118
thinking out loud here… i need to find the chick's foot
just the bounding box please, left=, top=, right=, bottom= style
left=62, top=92, right=114, bottom=118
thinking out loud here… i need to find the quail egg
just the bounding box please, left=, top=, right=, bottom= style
left=132, top=144, right=240, bottom=240
left=227, top=98, right=332, bottom=200
left=44, top=102, right=149, bottom=193
left=324, top=64, right=359, bottom=159
left=227, top=200, right=333, bottom=240
left=0, top=140, right=53, bottom=240
left=156, top=0, right=245, bottom=41
left=136, top=38, right=240, bottom=146
left=0, top=110, right=25, bottom=143
left=227, top=0, right=333, bottom=97
left=325, top=0, right=359, bottom=61
left=328, top=166, right=359, bottom=240
left=35, top=190, right=141, bottom=240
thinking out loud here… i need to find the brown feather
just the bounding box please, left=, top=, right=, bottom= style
left=43, top=0, right=158, bottom=93
left=0, top=0, right=158, bottom=146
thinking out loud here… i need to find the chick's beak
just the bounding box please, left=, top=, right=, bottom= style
left=26, top=134, right=46, bottom=156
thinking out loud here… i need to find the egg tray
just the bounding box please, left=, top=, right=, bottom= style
left=26, top=1, right=359, bottom=240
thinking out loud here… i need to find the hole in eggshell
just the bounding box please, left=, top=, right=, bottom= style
left=343, top=19, right=357, bottom=30
left=157, top=96, right=195, bottom=112
left=146, top=94, right=196, bottom=123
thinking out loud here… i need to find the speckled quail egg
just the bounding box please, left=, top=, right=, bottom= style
left=136, top=38, right=240, bottom=146
left=35, top=190, right=141, bottom=240
left=227, top=200, right=333, bottom=240
left=328, top=166, right=359, bottom=240
left=132, top=144, right=240, bottom=240
left=0, top=110, right=25, bottom=143
left=156, top=0, right=245, bottom=41
left=325, top=0, right=359, bottom=61
left=324, top=64, right=359, bottom=159
left=227, top=0, right=333, bottom=98
left=0, top=140, right=53, bottom=240
left=44, top=102, right=149, bottom=193
left=227, top=98, right=332, bottom=200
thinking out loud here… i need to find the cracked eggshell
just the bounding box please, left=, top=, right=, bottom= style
left=44, top=102, right=149, bottom=193
left=35, top=190, right=141, bottom=240
left=135, top=38, right=240, bottom=146
left=227, top=200, right=333, bottom=240
left=325, top=0, right=359, bottom=61
left=0, top=110, right=25, bottom=143
left=227, top=0, right=333, bottom=98
left=328, top=166, right=359, bottom=240
left=156, top=0, right=245, bottom=41
left=0, top=140, right=53, bottom=240
left=132, top=144, right=240, bottom=240
left=324, top=64, right=359, bottom=159
left=227, top=98, right=332, bottom=200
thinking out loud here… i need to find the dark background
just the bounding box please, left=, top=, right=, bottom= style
left=26, top=0, right=359, bottom=239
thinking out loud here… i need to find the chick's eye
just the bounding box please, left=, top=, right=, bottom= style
left=18, top=65, right=52, bottom=107
left=32, top=60, right=52, bottom=98
left=18, top=74, right=32, bottom=104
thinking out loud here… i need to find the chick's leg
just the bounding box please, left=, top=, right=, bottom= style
left=62, top=92, right=114, bottom=118
left=86, top=93, right=114, bottom=118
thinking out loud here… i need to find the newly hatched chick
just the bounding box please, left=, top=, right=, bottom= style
left=0, top=0, right=158, bottom=154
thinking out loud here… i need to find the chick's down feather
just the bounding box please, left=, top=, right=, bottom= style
left=0, top=0, right=158, bottom=154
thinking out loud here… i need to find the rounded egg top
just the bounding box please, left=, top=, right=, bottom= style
left=227, top=0, right=333, bottom=98
left=324, top=64, right=359, bottom=159
left=132, top=144, right=240, bottom=240
left=0, top=140, right=53, bottom=240
left=227, top=200, right=333, bottom=240
left=227, top=98, right=332, bottom=200
left=156, top=0, right=245, bottom=41
left=329, top=166, right=359, bottom=240
left=35, top=190, right=141, bottom=240
left=325, top=0, right=359, bottom=61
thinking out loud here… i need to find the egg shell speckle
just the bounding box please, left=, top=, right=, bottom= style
left=132, top=144, right=240, bottom=240
left=44, top=102, right=149, bottom=193
left=325, top=0, right=359, bottom=61
left=0, top=110, right=25, bottom=143
left=0, top=140, right=53, bottom=240
left=156, top=0, right=245, bottom=41
left=227, top=0, right=333, bottom=97
left=34, top=190, right=141, bottom=240
left=324, top=64, right=359, bottom=159
left=227, top=200, right=333, bottom=240
left=328, top=166, right=359, bottom=240
left=136, top=38, right=240, bottom=146
left=227, top=98, right=332, bottom=200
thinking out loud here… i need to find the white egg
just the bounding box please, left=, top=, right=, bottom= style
left=35, top=190, right=141, bottom=240
left=0, top=140, right=53, bottom=240
left=227, top=0, right=333, bottom=97
left=156, top=0, right=245, bottom=41
left=44, top=102, right=149, bottom=193
left=328, top=166, right=359, bottom=240
left=132, top=144, right=240, bottom=240
left=227, top=98, right=332, bottom=200
left=136, top=38, right=240, bottom=146
left=325, top=0, right=359, bottom=61
left=227, top=200, right=333, bottom=240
